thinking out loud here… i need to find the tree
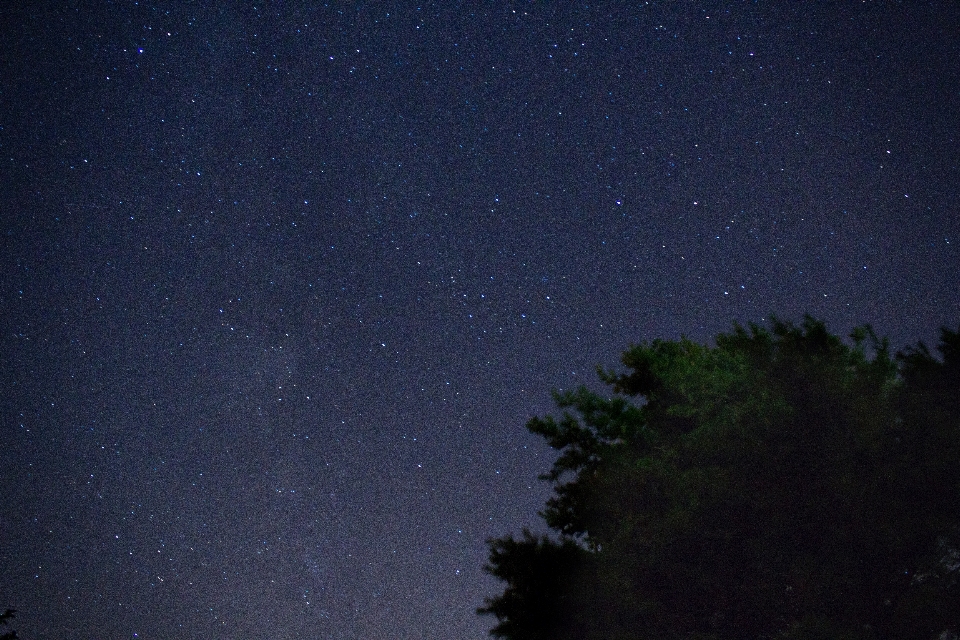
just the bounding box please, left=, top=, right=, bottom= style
left=0, top=609, right=18, bottom=640
left=479, top=317, right=960, bottom=640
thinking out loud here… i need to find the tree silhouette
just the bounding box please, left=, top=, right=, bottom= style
left=480, top=317, right=960, bottom=639
left=0, top=609, right=18, bottom=640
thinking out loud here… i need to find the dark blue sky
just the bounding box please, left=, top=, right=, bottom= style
left=2, top=2, right=959, bottom=638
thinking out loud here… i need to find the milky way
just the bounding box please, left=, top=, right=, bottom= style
left=2, top=3, right=959, bottom=638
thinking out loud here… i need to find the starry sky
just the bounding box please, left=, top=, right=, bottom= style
left=2, top=2, right=958, bottom=638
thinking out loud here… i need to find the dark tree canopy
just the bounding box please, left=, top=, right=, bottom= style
left=479, top=317, right=960, bottom=640
left=0, top=609, right=18, bottom=640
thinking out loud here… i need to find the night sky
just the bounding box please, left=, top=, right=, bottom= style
left=2, top=2, right=959, bottom=638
